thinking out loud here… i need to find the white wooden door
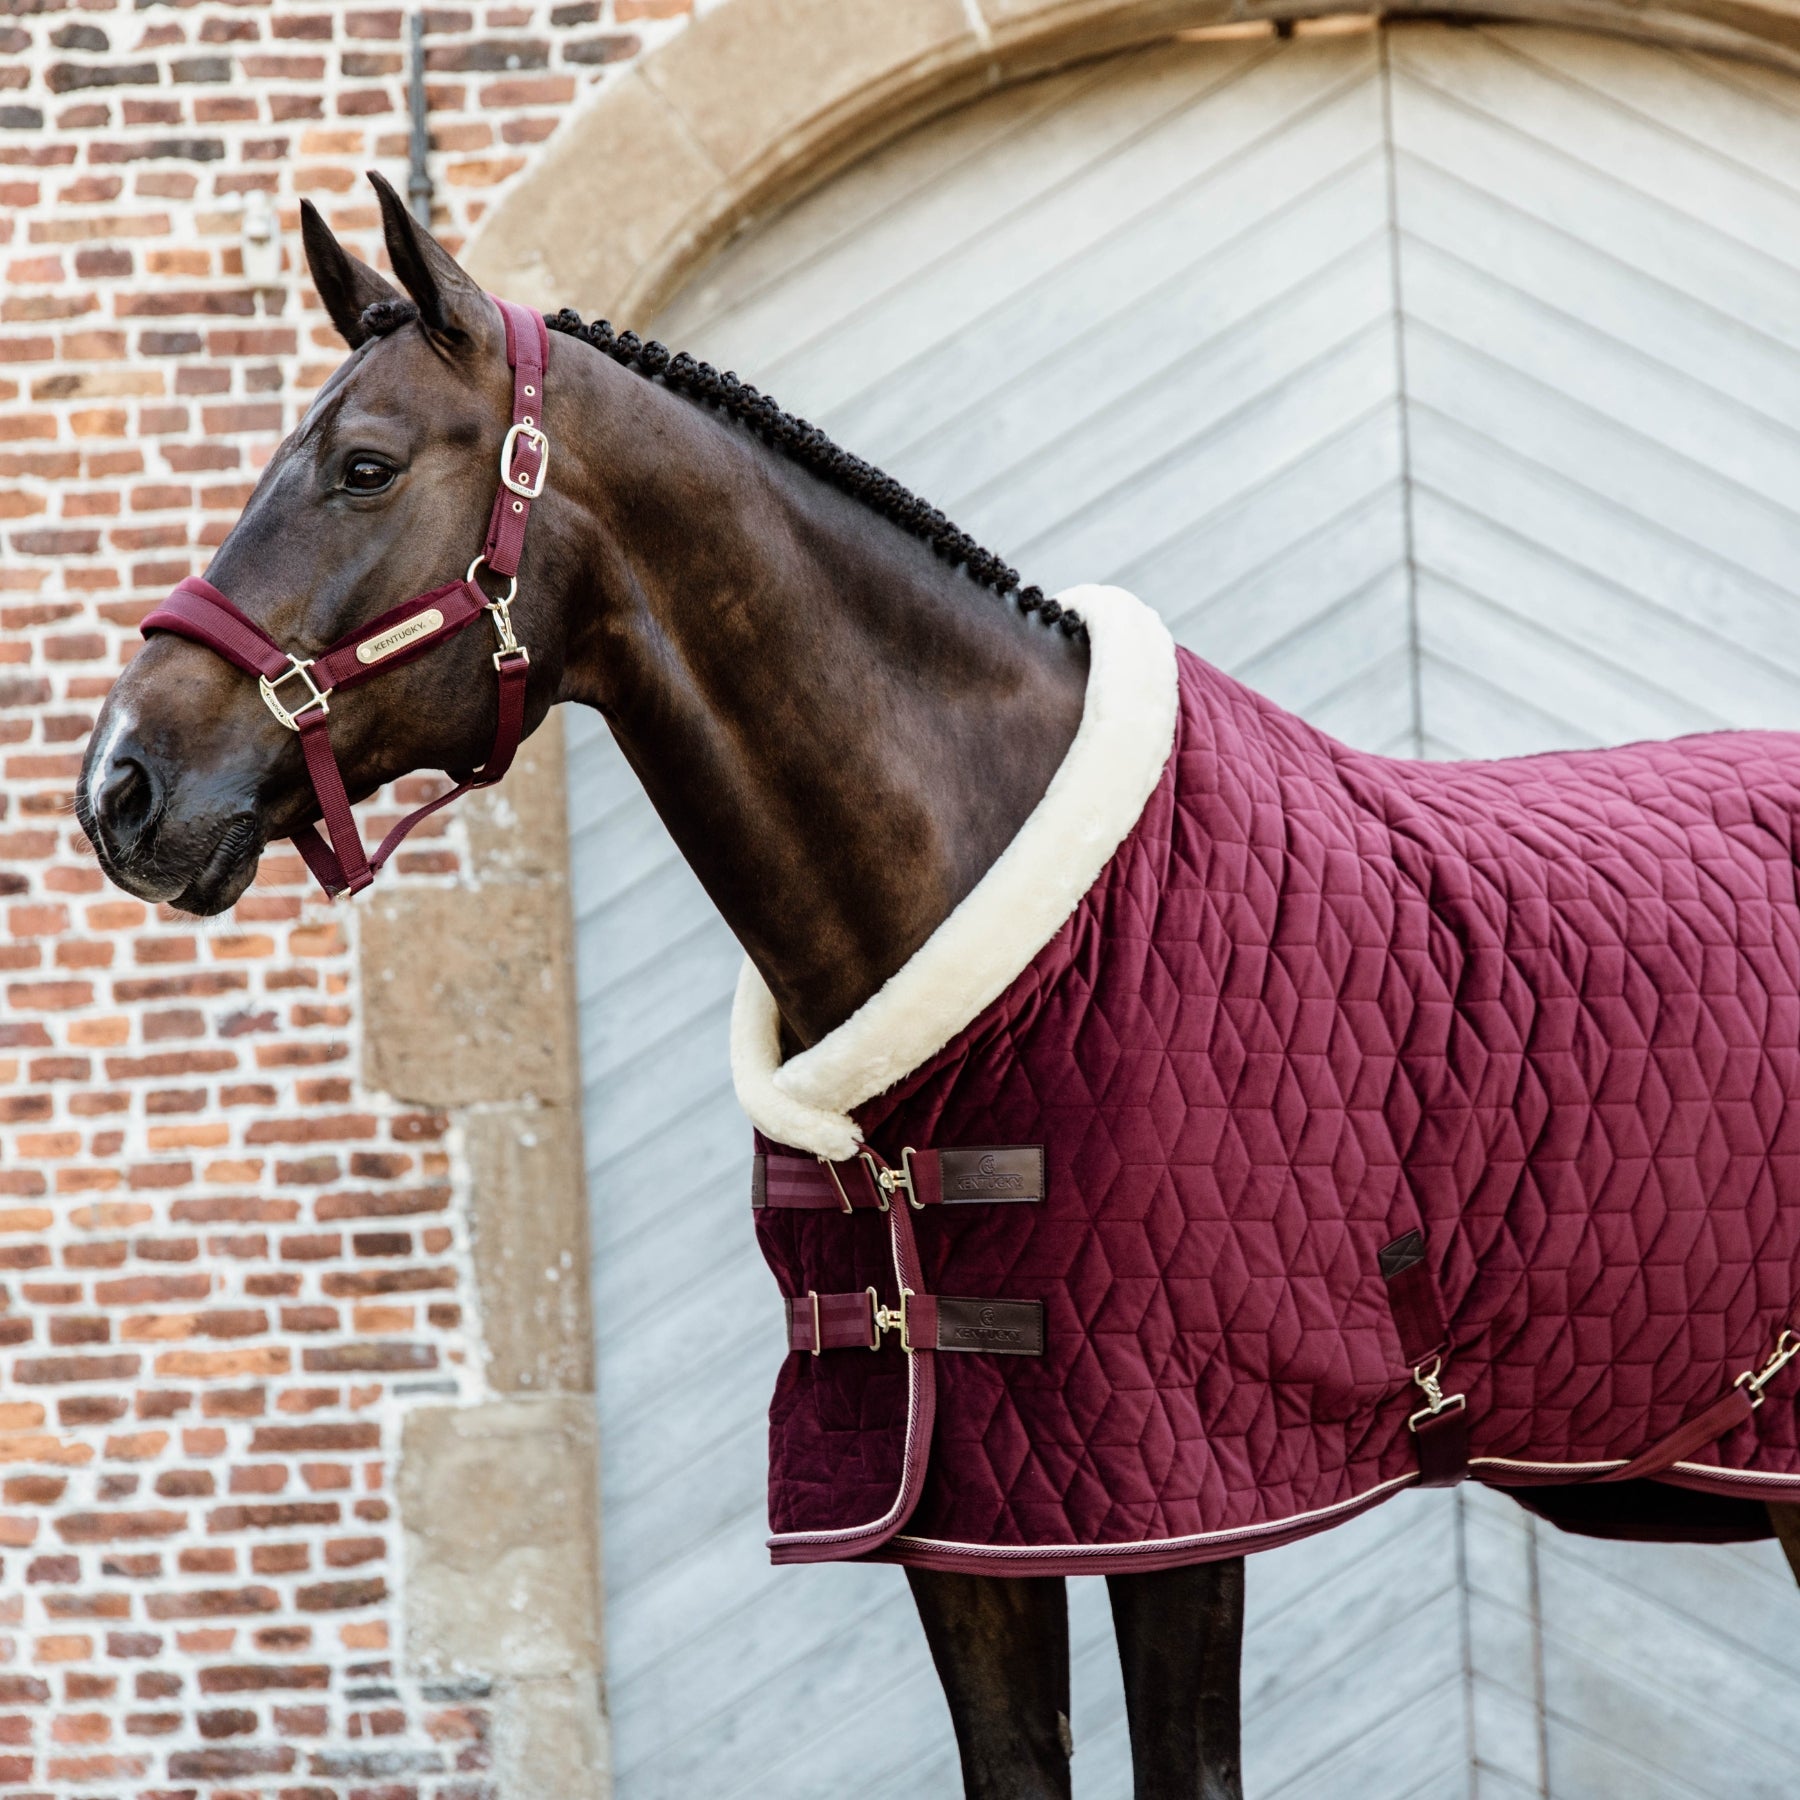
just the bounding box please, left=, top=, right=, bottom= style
left=569, top=24, right=1800, bottom=1797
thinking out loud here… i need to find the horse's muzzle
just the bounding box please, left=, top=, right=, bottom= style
left=81, top=732, right=262, bottom=914
left=87, top=741, right=162, bottom=865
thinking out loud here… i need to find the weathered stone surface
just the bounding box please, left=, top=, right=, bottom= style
left=401, top=1397, right=603, bottom=1681
left=643, top=0, right=975, bottom=182
left=463, top=709, right=574, bottom=884
left=466, top=1104, right=593, bottom=1395
left=979, top=0, right=1235, bottom=67
left=464, top=66, right=724, bottom=316
left=495, top=1671, right=611, bottom=1800
left=360, top=881, right=577, bottom=1108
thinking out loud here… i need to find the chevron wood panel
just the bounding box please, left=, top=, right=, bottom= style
left=570, top=21, right=1800, bottom=1798
left=1390, top=22, right=1800, bottom=761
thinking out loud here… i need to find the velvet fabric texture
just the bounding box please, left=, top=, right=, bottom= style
left=754, top=647, right=1800, bottom=1573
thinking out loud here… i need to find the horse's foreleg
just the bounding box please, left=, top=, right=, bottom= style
left=907, top=1567, right=1073, bottom=1800
left=1106, top=1558, right=1245, bottom=1800
left=1769, top=1502, right=1800, bottom=1584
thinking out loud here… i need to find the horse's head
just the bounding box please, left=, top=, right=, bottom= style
left=80, top=173, right=555, bottom=914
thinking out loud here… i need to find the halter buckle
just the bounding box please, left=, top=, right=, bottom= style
left=258, top=656, right=330, bottom=731
left=500, top=423, right=549, bottom=498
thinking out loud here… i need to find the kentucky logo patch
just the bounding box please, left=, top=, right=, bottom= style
left=356, top=608, right=444, bottom=664
left=938, top=1146, right=1044, bottom=1202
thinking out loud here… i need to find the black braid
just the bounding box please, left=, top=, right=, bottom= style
left=541, top=307, right=1087, bottom=643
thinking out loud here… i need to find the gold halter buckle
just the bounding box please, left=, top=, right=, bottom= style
left=259, top=655, right=329, bottom=731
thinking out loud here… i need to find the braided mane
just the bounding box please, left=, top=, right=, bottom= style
left=542, top=308, right=1086, bottom=642
left=354, top=296, right=1084, bottom=640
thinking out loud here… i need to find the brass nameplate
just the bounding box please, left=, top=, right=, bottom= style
left=356, top=607, right=444, bottom=664
left=937, top=1146, right=1044, bottom=1203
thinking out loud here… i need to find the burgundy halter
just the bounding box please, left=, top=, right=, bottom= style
left=140, top=297, right=549, bottom=900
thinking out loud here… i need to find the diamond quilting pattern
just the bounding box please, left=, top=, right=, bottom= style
left=756, top=649, right=1800, bottom=1570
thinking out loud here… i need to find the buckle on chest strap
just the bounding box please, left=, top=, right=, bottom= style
left=500, top=422, right=549, bottom=498
left=863, top=1146, right=924, bottom=1212
left=259, top=655, right=330, bottom=730
left=871, top=1287, right=916, bottom=1353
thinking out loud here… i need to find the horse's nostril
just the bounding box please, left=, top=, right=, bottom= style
left=95, top=751, right=161, bottom=853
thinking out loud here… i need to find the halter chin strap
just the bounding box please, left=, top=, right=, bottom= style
left=140, top=298, right=548, bottom=900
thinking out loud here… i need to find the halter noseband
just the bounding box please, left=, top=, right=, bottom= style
left=140, top=297, right=548, bottom=901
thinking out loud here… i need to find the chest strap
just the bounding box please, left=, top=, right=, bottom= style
left=754, top=1145, right=1044, bottom=1213
left=788, top=1289, right=1044, bottom=1358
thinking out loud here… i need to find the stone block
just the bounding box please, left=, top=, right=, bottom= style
left=466, top=1103, right=594, bottom=1395
left=463, top=708, right=573, bottom=885
left=359, top=880, right=577, bottom=1109
left=978, top=0, right=1236, bottom=71
left=464, top=67, right=725, bottom=317
left=401, top=1396, right=603, bottom=1681
left=495, top=1671, right=611, bottom=1800
left=643, top=0, right=977, bottom=183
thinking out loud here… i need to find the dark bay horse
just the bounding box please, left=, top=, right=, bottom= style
left=76, top=174, right=1800, bottom=1799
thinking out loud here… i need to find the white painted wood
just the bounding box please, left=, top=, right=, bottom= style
left=571, top=20, right=1800, bottom=1798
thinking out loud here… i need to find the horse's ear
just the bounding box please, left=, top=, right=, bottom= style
left=368, top=170, right=489, bottom=349
left=300, top=199, right=402, bottom=349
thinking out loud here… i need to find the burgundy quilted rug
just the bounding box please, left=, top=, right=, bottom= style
left=731, top=588, right=1800, bottom=1574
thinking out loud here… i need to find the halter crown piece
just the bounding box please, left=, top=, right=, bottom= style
left=140, top=297, right=548, bottom=900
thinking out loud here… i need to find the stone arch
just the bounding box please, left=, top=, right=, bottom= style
left=466, top=0, right=1800, bottom=320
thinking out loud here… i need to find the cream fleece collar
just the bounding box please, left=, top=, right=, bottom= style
left=730, top=585, right=1179, bottom=1159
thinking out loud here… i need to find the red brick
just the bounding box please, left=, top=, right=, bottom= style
left=324, top=1536, right=383, bottom=1567
left=197, top=1662, right=329, bottom=1692
left=301, top=1343, right=434, bottom=1373
left=55, top=1511, right=185, bottom=1543
left=179, top=1545, right=235, bottom=1574
left=295, top=1576, right=384, bottom=1611
left=4, top=981, right=94, bottom=1013
left=168, top=1743, right=296, bottom=1777
left=248, top=1423, right=377, bottom=1454
left=15, top=1353, right=141, bottom=1385
left=94, top=1275, right=209, bottom=1306
left=246, top=1113, right=378, bottom=1146
left=146, top=1587, right=278, bottom=1620
left=197, top=1705, right=257, bottom=1737
left=104, top=1051, right=236, bottom=1079
left=315, top=1185, right=449, bottom=1221
left=321, top=1268, right=453, bottom=1297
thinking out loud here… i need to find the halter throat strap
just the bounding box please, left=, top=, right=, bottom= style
left=139, top=297, right=548, bottom=900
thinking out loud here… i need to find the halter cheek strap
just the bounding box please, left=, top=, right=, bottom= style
left=139, top=298, right=548, bottom=900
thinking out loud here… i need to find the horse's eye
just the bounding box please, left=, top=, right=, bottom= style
left=343, top=456, right=395, bottom=494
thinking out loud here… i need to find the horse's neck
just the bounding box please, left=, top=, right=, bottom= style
left=545, top=345, right=1089, bottom=1047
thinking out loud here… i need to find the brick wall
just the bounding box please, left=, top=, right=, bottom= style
left=0, top=3, right=688, bottom=1794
